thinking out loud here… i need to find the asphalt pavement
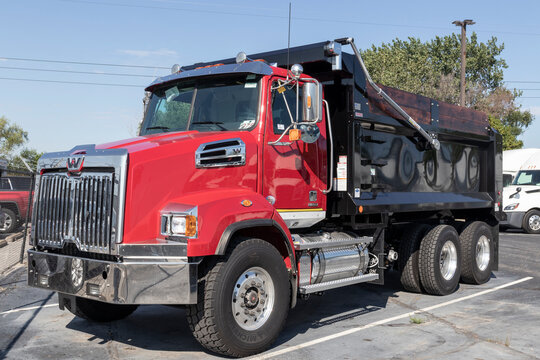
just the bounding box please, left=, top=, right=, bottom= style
left=0, top=231, right=538, bottom=359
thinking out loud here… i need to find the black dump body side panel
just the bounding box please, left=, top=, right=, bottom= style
left=330, top=53, right=502, bottom=225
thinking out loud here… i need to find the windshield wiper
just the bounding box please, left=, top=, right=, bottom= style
left=191, top=121, right=227, bottom=130
left=145, top=126, right=171, bottom=132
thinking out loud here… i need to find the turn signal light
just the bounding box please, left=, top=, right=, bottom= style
left=185, top=215, right=197, bottom=237
left=289, top=128, right=301, bottom=141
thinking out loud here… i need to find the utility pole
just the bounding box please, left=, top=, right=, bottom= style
left=452, top=19, right=475, bottom=107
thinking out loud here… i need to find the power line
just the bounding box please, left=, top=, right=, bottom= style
left=57, top=0, right=540, bottom=37
left=59, top=0, right=285, bottom=20
left=0, top=76, right=144, bottom=87
left=0, top=65, right=156, bottom=77
left=0, top=56, right=169, bottom=69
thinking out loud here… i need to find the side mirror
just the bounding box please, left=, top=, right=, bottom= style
left=299, top=124, right=320, bottom=143
left=511, top=187, right=522, bottom=198
left=302, top=82, right=323, bottom=122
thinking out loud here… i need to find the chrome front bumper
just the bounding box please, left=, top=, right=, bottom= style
left=27, top=249, right=199, bottom=304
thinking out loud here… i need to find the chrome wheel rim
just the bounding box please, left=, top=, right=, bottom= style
left=476, top=235, right=490, bottom=271
left=231, top=266, right=275, bottom=331
left=0, top=213, right=13, bottom=231
left=440, top=241, right=458, bottom=281
left=528, top=215, right=540, bottom=231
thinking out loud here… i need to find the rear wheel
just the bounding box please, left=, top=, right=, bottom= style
left=186, top=238, right=290, bottom=357
left=419, top=225, right=461, bottom=296
left=63, top=296, right=138, bottom=322
left=459, top=221, right=494, bottom=284
left=398, top=223, right=432, bottom=293
left=522, top=210, right=540, bottom=234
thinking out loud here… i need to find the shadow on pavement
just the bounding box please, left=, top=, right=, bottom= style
left=66, top=305, right=203, bottom=353
left=64, top=271, right=404, bottom=355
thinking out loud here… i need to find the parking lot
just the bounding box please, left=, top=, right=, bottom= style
left=1, top=231, right=539, bottom=360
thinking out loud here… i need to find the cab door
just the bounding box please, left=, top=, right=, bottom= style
left=262, top=77, right=326, bottom=229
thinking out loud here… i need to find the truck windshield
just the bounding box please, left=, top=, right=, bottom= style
left=140, top=75, right=260, bottom=135
left=512, top=170, right=540, bottom=186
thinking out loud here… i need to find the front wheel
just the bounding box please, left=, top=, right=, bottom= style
left=187, top=238, right=290, bottom=358
left=522, top=210, right=540, bottom=234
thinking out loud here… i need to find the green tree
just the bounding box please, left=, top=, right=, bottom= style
left=10, top=148, right=44, bottom=172
left=0, top=116, right=41, bottom=172
left=0, top=116, right=28, bottom=156
left=362, top=33, right=531, bottom=149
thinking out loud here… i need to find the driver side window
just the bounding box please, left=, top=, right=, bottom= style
left=271, top=83, right=303, bottom=135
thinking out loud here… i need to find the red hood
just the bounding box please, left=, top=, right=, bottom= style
left=115, top=130, right=259, bottom=245
left=96, top=131, right=204, bottom=153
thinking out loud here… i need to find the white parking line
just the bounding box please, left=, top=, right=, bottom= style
left=0, top=303, right=58, bottom=316
left=253, top=276, right=534, bottom=360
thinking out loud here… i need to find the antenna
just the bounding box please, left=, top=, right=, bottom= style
left=287, top=2, right=291, bottom=77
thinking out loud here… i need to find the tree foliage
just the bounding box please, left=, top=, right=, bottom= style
left=10, top=148, right=43, bottom=173
left=0, top=116, right=28, bottom=157
left=362, top=33, right=532, bottom=149
left=0, top=116, right=42, bottom=173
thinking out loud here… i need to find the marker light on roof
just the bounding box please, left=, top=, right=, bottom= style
left=171, top=64, right=181, bottom=74
left=236, top=51, right=247, bottom=64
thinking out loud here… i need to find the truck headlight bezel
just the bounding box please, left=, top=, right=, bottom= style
left=504, top=203, right=519, bottom=211
left=160, top=204, right=198, bottom=238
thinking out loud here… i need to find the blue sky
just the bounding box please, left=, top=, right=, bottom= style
left=1, top=0, right=540, bottom=153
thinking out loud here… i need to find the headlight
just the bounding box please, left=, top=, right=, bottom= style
left=161, top=214, right=197, bottom=237
left=504, top=203, right=519, bottom=211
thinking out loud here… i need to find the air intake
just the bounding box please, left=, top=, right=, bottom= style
left=195, top=138, right=246, bottom=168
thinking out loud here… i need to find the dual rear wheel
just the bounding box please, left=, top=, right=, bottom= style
left=400, top=221, right=494, bottom=295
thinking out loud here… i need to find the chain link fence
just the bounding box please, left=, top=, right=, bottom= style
left=0, top=166, right=34, bottom=277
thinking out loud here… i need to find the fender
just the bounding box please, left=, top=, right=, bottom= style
left=171, top=188, right=298, bottom=307
left=216, top=218, right=291, bottom=255
left=216, top=214, right=298, bottom=308
left=167, top=189, right=283, bottom=256
left=0, top=201, right=21, bottom=217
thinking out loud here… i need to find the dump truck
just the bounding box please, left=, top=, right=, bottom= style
left=27, top=37, right=503, bottom=357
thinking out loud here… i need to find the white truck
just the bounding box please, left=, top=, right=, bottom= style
left=503, top=148, right=540, bottom=187
left=502, top=153, right=540, bottom=233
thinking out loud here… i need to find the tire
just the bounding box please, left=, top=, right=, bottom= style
left=65, top=296, right=138, bottom=322
left=419, top=225, right=461, bottom=296
left=0, top=208, right=18, bottom=233
left=398, top=224, right=432, bottom=293
left=459, top=221, right=494, bottom=284
left=522, top=210, right=540, bottom=234
left=187, top=238, right=290, bottom=357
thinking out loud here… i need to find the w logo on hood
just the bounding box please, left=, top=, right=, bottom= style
left=67, top=156, right=84, bottom=173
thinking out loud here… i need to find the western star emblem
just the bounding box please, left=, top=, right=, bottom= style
left=67, top=156, right=84, bottom=173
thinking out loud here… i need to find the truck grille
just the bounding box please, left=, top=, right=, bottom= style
left=35, top=172, right=114, bottom=253
left=195, top=138, right=246, bottom=168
